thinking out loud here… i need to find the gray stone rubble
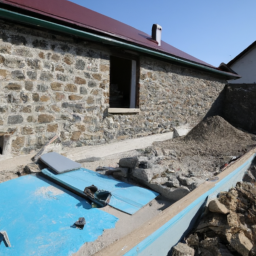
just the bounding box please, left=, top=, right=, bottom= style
left=172, top=169, right=256, bottom=256
left=117, top=147, right=205, bottom=201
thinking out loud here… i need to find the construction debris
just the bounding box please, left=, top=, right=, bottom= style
left=182, top=172, right=256, bottom=256
left=121, top=116, right=256, bottom=200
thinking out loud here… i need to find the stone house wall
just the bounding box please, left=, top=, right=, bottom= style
left=0, top=19, right=227, bottom=155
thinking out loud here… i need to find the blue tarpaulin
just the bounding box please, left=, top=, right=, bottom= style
left=0, top=175, right=118, bottom=256
left=42, top=168, right=159, bottom=215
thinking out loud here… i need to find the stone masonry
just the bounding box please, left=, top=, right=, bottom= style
left=0, top=19, right=227, bottom=155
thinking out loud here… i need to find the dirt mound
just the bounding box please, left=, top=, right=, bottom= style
left=185, top=115, right=251, bottom=144
left=153, top=116, right=256, bottom=179
left=155, top=116, right=256, bottom=157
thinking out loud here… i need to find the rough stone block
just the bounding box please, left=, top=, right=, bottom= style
left=65, top=84, right=77, bottom=92
left=51, top=82, right=62, bottom=91
left=12, top=136, right=25, bottom=152
left=80, top=87, right=88, bottom=95
left=38, top=114, right=54, bottom=123
left=75, top=77, right=86, bottom=85
left=75, top=59, right=85, bottom=70
left=22, top=126, right=34, bottom=135
left=208, top=199, right=230, bottom=214
left=69, top=95, right=83, bottom=101
left=119, top=157, right=138, bottom=168
left=172, top=242, right=194, bottom=256
left=25, top=81, right=33, bottom=91
left=40, top=72, right=53, bottom=81
left=6, top=83, right=21, bottom=91
left=8, top=115, right=23, bottom=124
left=47, top=124, right=58, bottom=132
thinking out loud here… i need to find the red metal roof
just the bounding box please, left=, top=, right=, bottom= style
left=0, top=0, right=215, bottom=68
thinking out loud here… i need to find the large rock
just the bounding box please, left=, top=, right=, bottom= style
left=147, top=183, right=190, bottom=201
left=172, top=242, right=194, bottom=256
left=178, top=175, right=204, bottom=191
left=132, top=168, right=153, bottom=182
left=208, top=199, right=229, bottom=214
left=226, top=232, right=253, bottom=256
left=119, top=157, right=138, bottom=168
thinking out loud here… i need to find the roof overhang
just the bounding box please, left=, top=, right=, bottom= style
left=0, top=4, right=240, bottom=80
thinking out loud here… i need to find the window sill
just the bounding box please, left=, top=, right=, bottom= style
left=108, top=108, right=140, bottom=114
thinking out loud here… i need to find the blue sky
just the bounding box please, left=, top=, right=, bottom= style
left=69, top=0, right=255, bottom=67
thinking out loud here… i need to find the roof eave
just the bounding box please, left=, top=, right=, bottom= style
left=0, top=7, right=240, bottom=80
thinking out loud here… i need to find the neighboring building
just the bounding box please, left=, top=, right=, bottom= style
left=0, top=0, right=238, bottom=156
left=222, top=42, right=256, bottom=133
left=227, top=41, right=256, bottom=83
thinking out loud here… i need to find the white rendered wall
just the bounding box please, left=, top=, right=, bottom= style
left=228, top=46, right=256, bottom=84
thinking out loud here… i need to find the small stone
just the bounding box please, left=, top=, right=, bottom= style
left=51, top=82, right=63, bottom=91
left=100, top=64, right=109, bottom=72
left=172, top=242, right=194, bottom=256
left=27, top=71, right=37, bottom=80
left=0, top=44, right=11, bottom=54
left=88, top=80, right=97, bottom=87
left=208, top=199, right=230, bottom=214
left=119, top=157, right=139, bottom=168
left=12, top=137, right=25, bottom=152
left=226, top=232, right=253, bottom=256
left=55, top=65, right=64, bottom=72
left=75, top=77, right=86, bottom=85
left=25, top=81, right=33, bottom=91
left=37, top=84, right=48, bottom=92
left=27, top=116, right=36, bottom=123
left=55, top=92, right=65, bottom=101
left=0, top=55, right=5, bottom=64
left=80, top=87, right=88, bottom=95
left=75, top=59, right=85, bottom=70
left=71, top=131, right=81, bottom=141
left=11, top=70, right=25, bottom=80
left=40, top=95, right=50, bottom=102
left=51, top=105, right=60, bottom=112
left=51, top=54, right=60, bottom=62
left=24, top=163, right=41, bottom=173
left=21, top=105, right=31, bottom=113
left=22, top=126, right=34, bottom=135
left=38, top=114, right=54, bottom=123
left=186, top=234, right=199, bottom=247
left=63, top=54, right=74, bottom=65
left=0, top=69, right=8, bottom=78
left=27, top=59, right=41, bottom=69
left=38, top=52, right=45, bottom=59
left=92, top=73, right=102, bottom=81
left=47, top=124, right=58, bottom=132
left=69, top=95, right=82, bottom=101
left=13, top=47, right=33, bottom=57
left=8, top=115, right=23, bottom=124
left=76, top=124, right=85, bottom=132
left=40, top=72, right=53, bottom=81
left=6, top=83, right=21, bottom=91
left=65, top=84, right=77, bottom=92
left=86, top=96, right=94, bottom=104
left=32, top=93, right=39, bottom=102
left=57, top=73, right=67, bottom=81
left=35, top=106, right=45, bottom=112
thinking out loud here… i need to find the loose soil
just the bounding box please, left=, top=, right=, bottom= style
left=153, top=116, right=256, bottom=180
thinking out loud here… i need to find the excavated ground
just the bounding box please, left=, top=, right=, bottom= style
left=153, top=115, right=256, bottom=180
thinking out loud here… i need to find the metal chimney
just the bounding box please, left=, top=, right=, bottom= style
left=152, top=24, right=162, bottom=46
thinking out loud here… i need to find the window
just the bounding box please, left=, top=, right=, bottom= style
left=109, top=55, right=139, bottom=113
